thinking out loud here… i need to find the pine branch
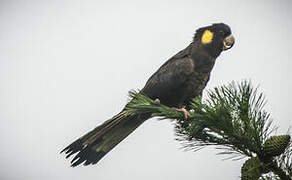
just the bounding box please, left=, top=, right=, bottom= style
left=125, top=80, right=292, bottom=179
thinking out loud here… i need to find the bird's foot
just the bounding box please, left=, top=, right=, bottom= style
left=172, top=106, right=190, bottom=120
left=154, top=98, right=161, bottom=105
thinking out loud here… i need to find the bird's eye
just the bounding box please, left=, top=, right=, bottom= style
left=219, top=30, right=225, bottom=36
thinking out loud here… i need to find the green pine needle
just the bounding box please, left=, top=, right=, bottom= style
left=125, top=80, right=292, bottom=179
left=177, top=81, right=274, bottom=157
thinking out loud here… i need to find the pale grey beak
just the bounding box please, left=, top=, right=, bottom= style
left=223, top=35, right=235, bottom=51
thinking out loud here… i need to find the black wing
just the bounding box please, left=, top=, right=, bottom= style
left=141, top=44, right=194, bottom=107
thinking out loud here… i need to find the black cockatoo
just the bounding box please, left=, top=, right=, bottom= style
left=61, top=23, right=235, bottom=167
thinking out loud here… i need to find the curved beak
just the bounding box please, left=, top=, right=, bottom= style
left=223, top=34, right=235, bottom=51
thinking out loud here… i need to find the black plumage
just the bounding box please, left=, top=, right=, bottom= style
left=61, top=23, right=235, bottom=166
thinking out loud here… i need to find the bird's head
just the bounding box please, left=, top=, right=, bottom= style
left=194, top=23, right=235, bottom=58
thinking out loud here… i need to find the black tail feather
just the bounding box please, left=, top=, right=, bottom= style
left=70, top=146, right=106, bottom=167
left=61, top=139, right=83, bottom=158
left=61, top=112, right=148, bottom=167
left=61, top=138, right=106, bottom=167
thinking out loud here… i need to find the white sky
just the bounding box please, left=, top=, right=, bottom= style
left=0, top=0, right=291, bottom=179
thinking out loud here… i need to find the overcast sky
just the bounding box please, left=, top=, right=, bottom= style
left=0, top=0, right=292, bottom=179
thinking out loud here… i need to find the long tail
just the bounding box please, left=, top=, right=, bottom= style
left=61, top=111, right=149, bottom=167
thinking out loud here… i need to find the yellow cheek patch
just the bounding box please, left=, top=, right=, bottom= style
left=201, top=30, right=213, bottom=44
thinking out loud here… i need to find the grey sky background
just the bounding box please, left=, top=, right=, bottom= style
left=0, top=0, right=291, bottom=179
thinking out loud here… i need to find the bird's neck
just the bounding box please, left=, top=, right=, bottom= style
left=191, top=39, right=222, bottom=59
left=190, top=43, right=216, bottom=72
